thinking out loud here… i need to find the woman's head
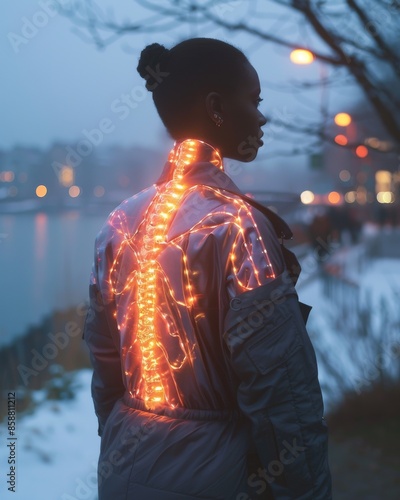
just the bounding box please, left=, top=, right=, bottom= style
left=137, top=38, right=267, bottom=162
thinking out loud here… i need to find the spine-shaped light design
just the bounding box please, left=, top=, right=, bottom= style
left=136, top=139, right=222, bottom=409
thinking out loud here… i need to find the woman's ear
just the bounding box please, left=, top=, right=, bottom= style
left=205, top=92, right=224, bottom=127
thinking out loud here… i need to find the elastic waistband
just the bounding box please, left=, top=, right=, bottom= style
left=122, top=393, right=242, bottom=422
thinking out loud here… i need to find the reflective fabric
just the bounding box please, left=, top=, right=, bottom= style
left=91, top=139, right=285, bottom=411
left=84, top=139, right=331, bottom=499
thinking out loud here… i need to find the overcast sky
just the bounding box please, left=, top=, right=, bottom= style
left=2, top=0, right=360, bottom=188
left=2, top=0, right=162, bottom=149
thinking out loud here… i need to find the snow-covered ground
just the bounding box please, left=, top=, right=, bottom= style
left=1, top=243, right=399, bottom=499
left=298, top=254, right=400, bottom=411
left=0, top=370, right=99, bottom=500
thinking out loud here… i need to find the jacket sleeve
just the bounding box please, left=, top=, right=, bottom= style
left=223, top=271, right=332, bottom=499
left=226, top=204, right=285, bottom=298
left=83, top=244, right=126, bottom=436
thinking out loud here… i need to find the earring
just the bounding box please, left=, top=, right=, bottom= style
left=213, top=113, right=223, bottom=127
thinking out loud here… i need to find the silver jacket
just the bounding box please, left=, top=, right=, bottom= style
left=84, top=139, right=332, bottom=499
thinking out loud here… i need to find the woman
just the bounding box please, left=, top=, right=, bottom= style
left=84, top=38, right=332, bottom=499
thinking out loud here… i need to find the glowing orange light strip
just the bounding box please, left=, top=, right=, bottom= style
left=136, top=139, right=219, bottom=409
left=105, top=139, right=277, bottom=410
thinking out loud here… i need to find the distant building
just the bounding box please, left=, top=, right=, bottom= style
left=0, top=141, right=167, bottom=211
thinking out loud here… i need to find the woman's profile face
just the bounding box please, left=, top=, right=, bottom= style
left=217, top=62, right=267, bottom=162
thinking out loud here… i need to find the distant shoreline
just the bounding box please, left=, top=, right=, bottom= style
left=0, top=304, right=91, bottom=420
left=0, top=198, right=119, bottom=215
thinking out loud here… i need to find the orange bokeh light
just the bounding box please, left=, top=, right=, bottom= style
left=328, top=191, right=341, bottom=204
left=36, top=185, right=47, bottom=198
left=334, top=134, right=348, bottom=146
left=355, top=145, right=368, bottom=158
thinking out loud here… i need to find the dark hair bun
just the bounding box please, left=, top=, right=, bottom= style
left=137, top=43, right=169, bottom=91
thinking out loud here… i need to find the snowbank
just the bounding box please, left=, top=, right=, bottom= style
left=0, top=370, right=99, bottom=500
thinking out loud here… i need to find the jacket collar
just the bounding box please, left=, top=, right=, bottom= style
left=156, top=139, right=223, bottom=184
left=155, top=139, right=293, bottom=240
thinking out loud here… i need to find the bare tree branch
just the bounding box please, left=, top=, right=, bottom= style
left=346, top=0, right=400, bottom=71
left=56, top=0, right=400, bottom=148
left=288, top=0, right=400, bottom=142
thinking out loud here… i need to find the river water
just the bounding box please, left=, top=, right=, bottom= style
left=0, top=210, right=110, bottom=347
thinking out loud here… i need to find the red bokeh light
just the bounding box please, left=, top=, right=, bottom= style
left=334, top=134, right=348, bottom=146
left=355, top=145, right=368, bottom=158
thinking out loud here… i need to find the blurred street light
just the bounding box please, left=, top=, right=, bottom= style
left=375, top=170, right=391, bottom=190
left=328, top=191, right=341, bottom=204
left=334, top=134, right=348, bottom=146
left=59, top=166, right=74, bottom=187
left=290, top=49, right=314, bottom=65
left=69, top=185, right=80, bottom=198
left=290, top=48, right=329, bottom=168
left=345, top=191, right=356, bottom=203
left=290, top=48, right=328, bottom=119
left=355, top=145, right=368, bottom=158
left=36, top=185, right=47, bottom=198
left=377, top=191, right=395, bottom=203
left=334, top=113, right=352, bottom=127
left=300, top=190, right=315, bottom=204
